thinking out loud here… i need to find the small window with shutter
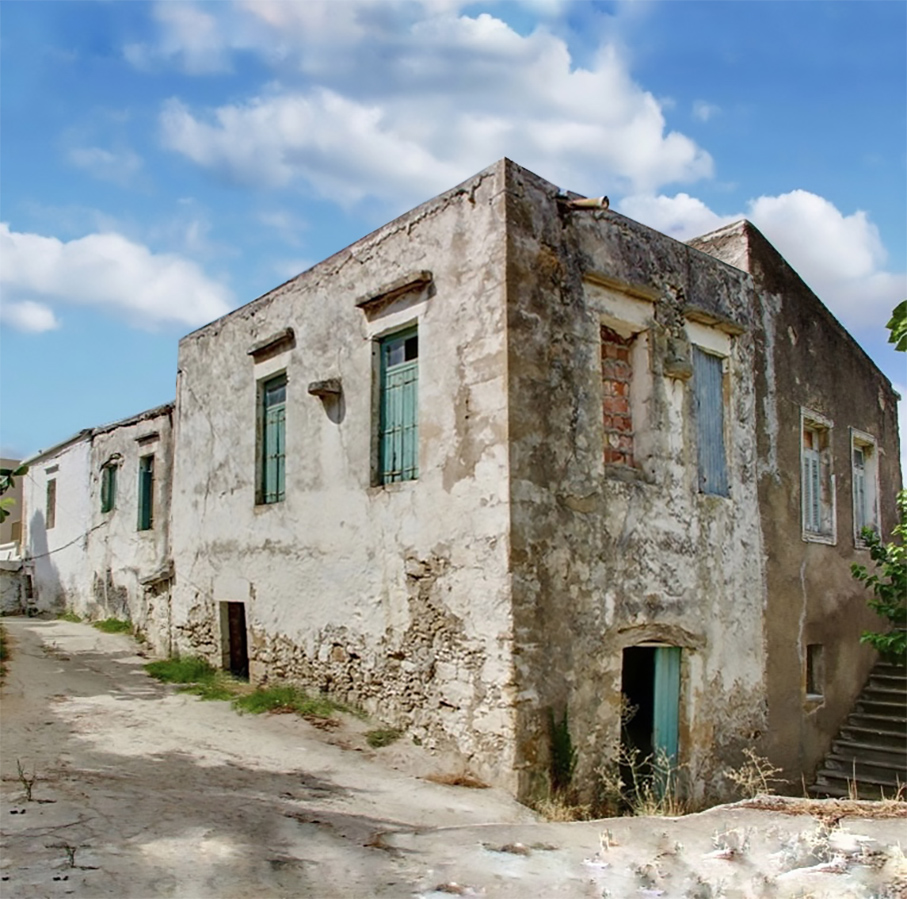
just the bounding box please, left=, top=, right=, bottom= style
left=259, top=373, right=287, bottom=504
left=137, top=455, right=154, bottom=530
left=692, top=347, right=729, bottom=497
left=378, top=328, right=418, bottom=484
left=801, top=411, right=835, bottom=543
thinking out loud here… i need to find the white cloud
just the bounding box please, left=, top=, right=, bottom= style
left=125, top=3, right=234, bottom=74
left=0, top=300, right=60, bottom=333
left=747, top=190, right=906, bottom=334
left=155, top=6, right=712, bottom=204
left=68, top=146, right=143, bottom=186
left=618, top=192, right=736, bottom=241
left=622, top=187, right=906, bottom=337
left=0, top=223, right=233, bottom=330
left=692, top=100, right=720, bottom=123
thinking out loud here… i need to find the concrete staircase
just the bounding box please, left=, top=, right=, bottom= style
left=810, top=660, right=907, bottom=800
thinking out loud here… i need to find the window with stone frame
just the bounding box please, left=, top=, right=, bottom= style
left=601, top=325, right=635, bottom=466
left=801, top=410, right=835, bottom=543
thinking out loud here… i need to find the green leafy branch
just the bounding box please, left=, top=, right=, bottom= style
left=851, top=490, right=907, bottom=662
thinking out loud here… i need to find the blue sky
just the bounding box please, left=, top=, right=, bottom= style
left=1, top=0, right=905, bottom=467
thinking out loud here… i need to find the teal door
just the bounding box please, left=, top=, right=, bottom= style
left=652, top=646, right=681, bottom=765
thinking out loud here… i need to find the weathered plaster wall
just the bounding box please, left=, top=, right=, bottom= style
left=503, top=161, right=767, bottom=804
left=85, top=406, right=174, bottom=653
left=22, top=437, right=92, bottom=613
left=0, top=563, right=25, bottom=614
left=690, top=221, right=903, bottom=788
left=169, top=162, right=518, bottom=788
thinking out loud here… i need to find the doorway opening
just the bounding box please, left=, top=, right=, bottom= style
left=221, top=601, right=249, bottom=680
left=620, top=645, right=681, bottom=793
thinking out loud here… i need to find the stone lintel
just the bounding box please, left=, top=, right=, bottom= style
left=247, top=327, right=296, bottom=359
left=356, top=271, right=433, bottom=313
left=583, top=270, right=659, bottom=303
left=685, top=307, right=746, bottom=336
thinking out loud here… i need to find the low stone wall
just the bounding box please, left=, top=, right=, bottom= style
left=0, top=564, right=25, bottom=615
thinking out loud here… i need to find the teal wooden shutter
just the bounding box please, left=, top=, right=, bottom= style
left=138, top=456, right=154, bottom=530
left=101, top=465, right=117, bottom=513
left=653, top=646, right=681, bottom=766
left=379, top=329, right=418, bottom=483
left=693, top=348, right=728, bottom=496
left=261, top=375, right=287, bottom=503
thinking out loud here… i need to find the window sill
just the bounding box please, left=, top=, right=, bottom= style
left=368, top=478, right=417, bottom=495
left=804, top=694, right=824, bottom=712
left=802, top=531, right=836, bottom=546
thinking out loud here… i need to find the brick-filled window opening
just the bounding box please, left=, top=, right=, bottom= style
left=601, top=325, right=635, bottom=466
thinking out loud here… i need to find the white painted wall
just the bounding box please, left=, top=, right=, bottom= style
left=22, top=437, right=92, bottom=613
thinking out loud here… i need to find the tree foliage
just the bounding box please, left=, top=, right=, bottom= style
left=887, top=300, right=907, bottom=353
left=0, top=464, right=28, bottom=525
left=852, top=490, right=907, bottom=662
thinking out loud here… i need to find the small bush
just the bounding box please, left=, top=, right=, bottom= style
left=145, top=656, right=217, bottom=684
left=232, top=685, right=347, bottom=719
left=58, top=611, right=82, bottom=623
left=145, top=657, right=243, bottom=701
left=92, top=618, right=132, bottom=634
left=366, top=727, right=403, bottom=748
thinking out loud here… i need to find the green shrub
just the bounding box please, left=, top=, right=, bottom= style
left=232, top=685, right=348, bottom=719
left=92, top=618, right=132, bottom=634
left=145, top=656, right=217, bottom=684
left=366, top=727, right=403, bottom=748
left=853, top=490, right=907, bottom=662
left=58, top=611, right=82, bottom=623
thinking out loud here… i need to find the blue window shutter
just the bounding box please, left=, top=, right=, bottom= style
left=379, top=329, right=418, bottom=484
left=693, top=348, right=728, bottom=496
left=803, top=446, right=821, bottom=532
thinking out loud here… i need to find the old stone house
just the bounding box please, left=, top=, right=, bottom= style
left=20, top=404, right=174, bottom=639
left=20, top=159, right=901, bottom=804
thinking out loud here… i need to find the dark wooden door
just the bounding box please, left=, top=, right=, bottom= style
left=226, top=602, right=249, bottom=680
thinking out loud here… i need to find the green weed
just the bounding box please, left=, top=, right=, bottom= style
left=92, top=618, right=132, bottom=634
left=58, top=610, right=82, bottom=623
left=232, top=684, right=349, bottom=719
left=366, top=727, right=403, bottom=748
left=145, top=656, right=217, bottom=684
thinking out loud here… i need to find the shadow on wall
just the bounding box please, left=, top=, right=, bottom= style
left=27, top=509, right=64, bottom=615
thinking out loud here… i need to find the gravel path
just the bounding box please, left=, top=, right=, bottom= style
left=2, top=616, right=904, bottom=898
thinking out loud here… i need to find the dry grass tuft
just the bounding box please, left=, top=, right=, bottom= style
left=424, top=772, right=489, bottom=789
left=739, top=794, right=907, bottom=823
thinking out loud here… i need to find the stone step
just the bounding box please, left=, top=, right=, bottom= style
left=846, top=712, right=907, bottom=733
left=870, top=671, right=907, bottom=687
left=854, top=697, right=907, bottom=717
left=822, top=753, right=907, bottom=783
left=839, top=724, right=907, bottom=749
left=829, top=739, right=907, bottom=769
left=808, top=778, right=902, bottom=801
left=859, top=684, right=907, bottom=702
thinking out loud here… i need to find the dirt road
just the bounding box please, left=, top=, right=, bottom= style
left=1, top=617, right=905, bottom=898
